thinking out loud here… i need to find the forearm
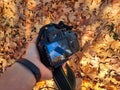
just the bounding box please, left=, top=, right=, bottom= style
left=0, top=62, right=36, bottom=90
left=0, top=36, right=52, bottom=90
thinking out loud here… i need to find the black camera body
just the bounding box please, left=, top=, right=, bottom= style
left=37, top=21, right=80, bottom=68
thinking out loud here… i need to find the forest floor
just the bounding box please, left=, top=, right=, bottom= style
left=0, top=0, right=120, bottom=90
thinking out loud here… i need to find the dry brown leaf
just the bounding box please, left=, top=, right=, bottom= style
left=0, top=0, right=120, bottom=90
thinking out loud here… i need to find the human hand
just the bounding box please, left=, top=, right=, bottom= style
left=22, top=35, right=52, bottom=81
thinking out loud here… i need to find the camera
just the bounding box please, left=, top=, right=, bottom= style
left=37, top=21, right=80, bottom=68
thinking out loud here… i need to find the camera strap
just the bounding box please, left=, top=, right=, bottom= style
left=53, top=64, right=76, bottom=90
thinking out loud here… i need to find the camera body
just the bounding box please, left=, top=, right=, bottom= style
left=37, top=22, right=79, bottom=68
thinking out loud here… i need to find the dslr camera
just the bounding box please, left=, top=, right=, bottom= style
left=37, top=21, right=80, bottom=68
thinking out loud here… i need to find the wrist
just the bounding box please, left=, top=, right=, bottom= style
left=23, top=57, right=52, bottom=80
left=17, top=58, right=41, bottom=82
left=23, top=56, right=42, bottom=72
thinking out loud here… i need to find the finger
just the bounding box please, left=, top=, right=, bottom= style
left=62, top=63, right=67, bottom=68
